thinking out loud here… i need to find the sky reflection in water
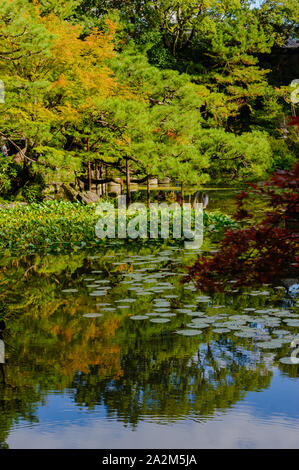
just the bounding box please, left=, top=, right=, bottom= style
left=0, top=235, right=298, bottom=449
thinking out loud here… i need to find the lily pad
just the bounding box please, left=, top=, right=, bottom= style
left=130, top=315, right=149, bottom=320
left=157, top=313, right=176, bottom=317
left=256, top=340, right=284, bottom=349
left=186, top=312, right=206, bottom=317
left=234, top=331, right=256, bottom=338
left=150, top=318, right=170, bottom=323
left=279, top=357, right=299, bottom=365
left=272, top=329, right=289, bottom=336
left=222, top=323, right=243, bottom=330
left=186, top=322, right=210, bottom=329
left=284, top=320, right=299, bottom=327
left=255, top=309, right=273, bottom=314
left=83, top=313, right=103, bottom=318
left=176, top=309, right=194, bottom=314
left=212, top=328, right=231, bottom=333
left=175, top=329, right=202, bottom=336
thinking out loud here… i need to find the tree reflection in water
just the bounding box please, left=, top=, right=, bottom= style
left=0, top=244, right=297, bottom=447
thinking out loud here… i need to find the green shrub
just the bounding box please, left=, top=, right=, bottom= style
left=0, top=200, right=236, bottom=254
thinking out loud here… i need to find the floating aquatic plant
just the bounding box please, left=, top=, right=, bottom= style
left=130, top=315, right=149, bottom=320
left=175, top=329, right=202, bottom=336
left=83, top=313, right=103, bottom=318
left=150, top=318, right=170, bottom=323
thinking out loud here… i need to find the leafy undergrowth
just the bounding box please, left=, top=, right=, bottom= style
left=0, top=200, right=236, bottom=254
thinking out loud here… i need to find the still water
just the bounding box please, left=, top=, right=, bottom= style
left=0, top=194, right=298, bottom=449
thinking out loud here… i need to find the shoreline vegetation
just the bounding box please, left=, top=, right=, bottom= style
left=0, top=0, right=297, bottom=287
left=0, top=200, right=236, bottom=254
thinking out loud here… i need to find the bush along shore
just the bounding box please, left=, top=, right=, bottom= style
left=0, top=201, right=237, bottom=254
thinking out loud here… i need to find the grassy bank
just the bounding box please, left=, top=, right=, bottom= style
left=0, top=200, right=237, bottom=254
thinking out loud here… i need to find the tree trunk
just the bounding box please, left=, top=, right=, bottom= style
left=95, top=161, right=100, bottom=195
left=88, top=161, right=92, bottom=192
left=147, top=175, right=150, bottom=207
left=181, top=182, right=184, bottom=203
left=87, top=139, right=91, bottom=191
left=105, top=166, right=108, bottom=196
left=100, top=164, right=104, bottom=196
left=126, top=158, right=131, bottom=205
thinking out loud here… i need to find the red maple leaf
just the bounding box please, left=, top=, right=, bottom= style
left=286, top=116, right=299, bottom=129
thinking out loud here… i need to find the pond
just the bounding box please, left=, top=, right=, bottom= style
left=0, top=192, right=298, bottom=449
left=131, top=187, right=241, bottom=215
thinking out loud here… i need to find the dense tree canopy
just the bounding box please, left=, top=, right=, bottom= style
left=0, top=0, right=298, bottom=200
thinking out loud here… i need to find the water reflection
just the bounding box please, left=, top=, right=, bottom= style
left=0, top=242, right=298, bottom=448
left=0, top=320, right=5, bottom=385
left=72, top=339, right=272, bottom=427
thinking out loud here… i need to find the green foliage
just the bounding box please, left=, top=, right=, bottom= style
left=196, top=129, right=274, bottom=183
left=0, top=0, right=298, bottom=201
left=0, top=201, right=235, bottom=253
left=0, top=0, right=117, bottom=191
left=21, top=173, right=46, bottom=203
left=269, top=137, right=298, bottom=170
left=0, top=158, right=19, bottom=195
left=39, top=0, right=81, bottom=18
